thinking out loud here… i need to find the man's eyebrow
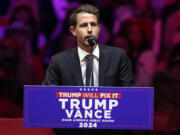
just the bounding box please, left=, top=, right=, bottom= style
left=79, top=21, right=98, bottom=26
left=79, top=23, right=88, bottom=27
left=91, top=22, right=98, bottom=25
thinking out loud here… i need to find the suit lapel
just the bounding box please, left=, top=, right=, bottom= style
left=99, top=45, right=110, bottom=86
left=69, top=45, right=110, bottom=86
left=70, top=47, right=84, bottom=86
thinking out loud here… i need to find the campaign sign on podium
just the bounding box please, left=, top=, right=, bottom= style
left=24, top=86, right=154, bottom=129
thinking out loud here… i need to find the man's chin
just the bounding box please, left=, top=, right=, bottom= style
left=83, top=42, right=90, bottom=46
left=79, top=40, right=90, bottom=47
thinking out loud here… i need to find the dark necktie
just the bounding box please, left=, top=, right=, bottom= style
left=85, top=54, right=94, bottom=86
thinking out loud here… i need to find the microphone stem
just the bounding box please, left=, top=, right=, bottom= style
left=90, top=44, right=93, bottom=53
left=90, top=45, right=93, bottom=86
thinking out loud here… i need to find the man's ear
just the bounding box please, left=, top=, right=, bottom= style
left=69, top=26, right=76, bottom=36
left=98, top=24, right=101, bottom=31
left=98, top=24, right=101, bottom=29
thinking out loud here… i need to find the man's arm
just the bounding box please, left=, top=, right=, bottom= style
left=119, top=50, right=135, bottom=86
left=42, top=56, right=61, bottom=85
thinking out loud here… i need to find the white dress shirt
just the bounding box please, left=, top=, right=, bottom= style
left=78, top=45, right=99, bottom=86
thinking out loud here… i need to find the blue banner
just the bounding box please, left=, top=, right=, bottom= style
left=24, top=86, right=154, bottom=129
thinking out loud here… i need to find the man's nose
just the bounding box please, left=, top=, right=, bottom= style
left=87, top=24, right=92, bottom=33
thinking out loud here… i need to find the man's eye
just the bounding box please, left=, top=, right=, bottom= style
left=80, top=24, right=87, bottom=27
left=91, top=23, right=97, bottom=26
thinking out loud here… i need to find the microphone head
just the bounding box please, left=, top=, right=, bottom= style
left=88, top=36, right=97, bottom=46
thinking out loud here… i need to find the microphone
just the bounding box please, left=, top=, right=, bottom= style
left=88, top=36, right=97, bottom=46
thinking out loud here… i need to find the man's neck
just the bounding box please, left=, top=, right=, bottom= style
left=78, top=44, right=97, bottom=53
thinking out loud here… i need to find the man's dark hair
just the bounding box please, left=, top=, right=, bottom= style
left=70, top=4, right=100, bottom=27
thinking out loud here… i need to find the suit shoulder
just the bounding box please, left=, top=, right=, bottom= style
left=101, top=44, right=126, bottom=55
left=51, top=47, right=76, bottom=62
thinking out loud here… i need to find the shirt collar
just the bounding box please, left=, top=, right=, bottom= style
left=78, top=45, right=99, bottom=61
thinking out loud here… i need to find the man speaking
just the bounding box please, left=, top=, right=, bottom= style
left=42, top=4, right=134, bottom=87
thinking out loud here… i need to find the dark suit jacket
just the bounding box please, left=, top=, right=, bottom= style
left=42, top=45, right=134, bottom=86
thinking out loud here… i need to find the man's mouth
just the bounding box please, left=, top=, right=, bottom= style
left=85, top=35, right=93, bottom=39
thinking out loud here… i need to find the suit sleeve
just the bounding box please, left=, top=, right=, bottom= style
left=119, top=50, right=135, bottom=86
left=41, top=56, right=61, bottom=85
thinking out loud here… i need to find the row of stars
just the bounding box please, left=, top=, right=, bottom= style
left=79, top=88, right=98, bottom=91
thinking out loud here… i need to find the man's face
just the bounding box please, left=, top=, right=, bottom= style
left=70, top=12, right=100, bottom=48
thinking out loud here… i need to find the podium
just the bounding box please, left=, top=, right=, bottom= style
left=24, top=86, right=154, bottom=129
